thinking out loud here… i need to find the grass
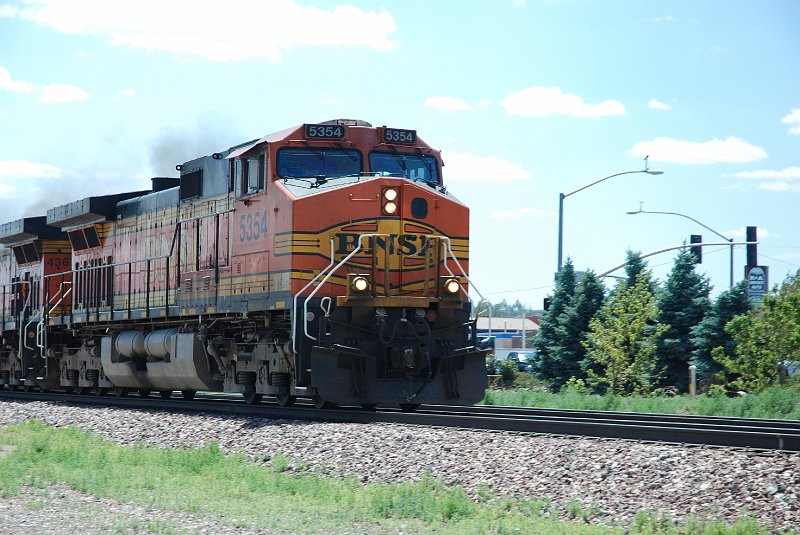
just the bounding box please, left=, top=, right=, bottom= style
left=0, top=421, right=793, bottom=534
left=481, top=380, right=800, bottom=420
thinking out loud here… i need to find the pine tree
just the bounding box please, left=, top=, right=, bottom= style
left=584, top=270, right=667, bottom=395
left=624, top=250, right=648, bottom=288
left=655, top=247, right=711, bottom=391
left=545, top=270, right=605, bottom=390
left=533, top=259, right=577, bottom=386
left=690, top=281, right=751, bottom=383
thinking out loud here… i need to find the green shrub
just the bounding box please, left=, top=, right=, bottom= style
left=496, top=359, right=517, bottom=384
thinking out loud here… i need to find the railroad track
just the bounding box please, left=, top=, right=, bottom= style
left=1, top=390, right=798, bottom=452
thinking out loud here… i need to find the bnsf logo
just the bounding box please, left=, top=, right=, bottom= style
left=334, top=233, right=434, bottom=257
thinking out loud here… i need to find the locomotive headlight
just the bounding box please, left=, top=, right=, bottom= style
left=350, top=274, right=370, bottom=295
left=443, top=277, right=461, bottom=296
left=382, top=187, right=400, bottom=215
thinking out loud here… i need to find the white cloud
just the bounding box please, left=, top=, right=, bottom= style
left=0, top=5, right=17, bottom=17
left=630, top=136, right=767, bottom=165
left=441, top=150, right=531, bottom=182
left=0, top=0, right=398, bottom=62
left=648, top=98, right=670, bottom=111
left=424, top=96, right=472, bottom=112
left=734, top=166, right=800, bottom=180
left=0, top=159, right=62, bottom=178
left=40, top=83, right=90, bottom=102
left=782, top=109, right=800, bottom=135
left=501, top=86, right=625, bottom=117
left=0, top=65, right=36, bottom=93
left=117, top=89, right=137, bottom=98
left=491, top=207, right=556, bottom=220
left=0, top=65, right=90, bottom=102
left=758, top=181, right=800, bottom=193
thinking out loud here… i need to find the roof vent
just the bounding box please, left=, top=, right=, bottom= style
left=151, top=177, right=180, bottom=192
left=319, top=119, right=372, bottom=127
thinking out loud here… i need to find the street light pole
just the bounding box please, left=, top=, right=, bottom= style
left=557, top=162, right=664, bottom=272
left=626, top=205, right=734, bottom=287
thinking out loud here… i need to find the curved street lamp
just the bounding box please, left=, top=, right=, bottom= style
left=557, top=160, right=664, bottom=272
left=626, top=204, right=734, bottom=287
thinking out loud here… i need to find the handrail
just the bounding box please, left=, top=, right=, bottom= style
left=291, top=239, right=335, bottom=355
left=16, top=282, right=31, bottom=367
left=42, top=225, right=184, bottom=317
left=435, top=235, right=488, bottom=320
left=47, top=281, right=72, bottom=316
left=302, top=234, right=382, bottom=341
left=22, top=310, right=41, bottom=352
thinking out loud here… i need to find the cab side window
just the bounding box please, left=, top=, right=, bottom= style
left=238, top=154, right=266, bottom=196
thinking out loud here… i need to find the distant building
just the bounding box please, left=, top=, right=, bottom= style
left=476, top=316, right=540, bottom=349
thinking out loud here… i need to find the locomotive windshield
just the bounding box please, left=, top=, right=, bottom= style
left=277, top=148, right=362, bottom=179
left=369, top=152, right=440, bottom=186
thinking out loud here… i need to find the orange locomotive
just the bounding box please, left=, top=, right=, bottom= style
left=0, top=119, right=487, bottom=409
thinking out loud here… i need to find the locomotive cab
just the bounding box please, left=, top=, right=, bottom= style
left=265, top=120, right=488, bottom=408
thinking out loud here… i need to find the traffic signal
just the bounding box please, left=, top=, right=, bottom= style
left=689, top=235, right=702, bottom=264
left=543, top=297, right=551, bottom=311
left=746, top=226, right=758, bottom=267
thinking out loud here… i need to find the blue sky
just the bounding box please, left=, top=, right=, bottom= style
left=1, top=0, right=798, bottom=310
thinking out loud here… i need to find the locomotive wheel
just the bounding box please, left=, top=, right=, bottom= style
left=138, top=388, right=152, bottom=398
left=94, top=386, right=108, bottom=396
left=73, top=386, right=89, bottom=395
left=399, top=403, right=420, bottom=413
left=113, top=387, right=129, bottom=398
left=243, top=391, right=262, bottom=405
left=159, top=390, right=173, bottom=399
left=181, top=390, right=196, bottom=400
left=276, top=393, right=296, bottom=407
left=312, top=394, right=335, bottom=410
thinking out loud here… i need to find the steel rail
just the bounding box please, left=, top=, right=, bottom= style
left=1, top=391, right=798, bottom=452
left=422, top=404, right=800, bottom=431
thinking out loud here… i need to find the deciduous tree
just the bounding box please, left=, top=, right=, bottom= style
left=583, top=270, right=667, bottom=395
left=714, top=270, right=800, bottom=392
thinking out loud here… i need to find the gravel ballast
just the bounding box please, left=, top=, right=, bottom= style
left=0, top=399, right=798, bottom=533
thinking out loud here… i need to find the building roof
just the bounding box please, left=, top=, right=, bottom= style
left=476, top=317, right=540, bottom=333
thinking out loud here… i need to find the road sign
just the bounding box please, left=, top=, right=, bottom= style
left=746, top=265, right=768, bottom=302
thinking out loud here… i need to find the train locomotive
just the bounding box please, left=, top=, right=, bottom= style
left=0, top=119, right=488, bottom=410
